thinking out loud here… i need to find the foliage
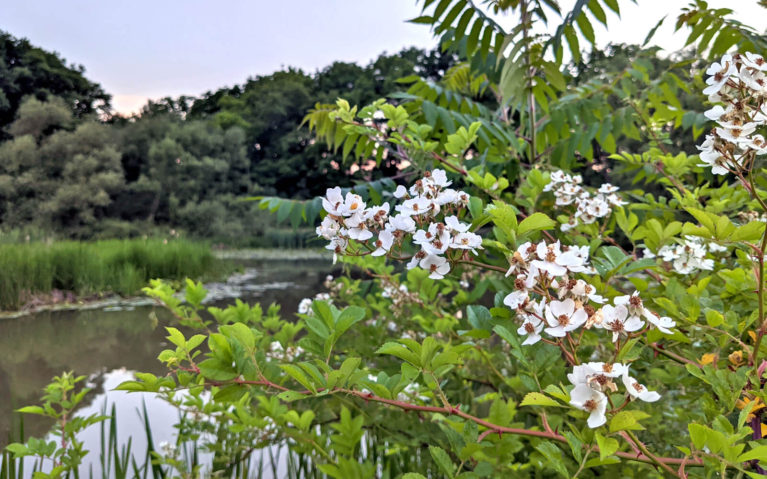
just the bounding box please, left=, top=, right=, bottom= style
left=0, top=238, right=222, bottom=310
left=0, top=31, right=110, bottom=139
left=4, top=372, right=108, bottom=478
left=9, top=1, right=767, bottom=478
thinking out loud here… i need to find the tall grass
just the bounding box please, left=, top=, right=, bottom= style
left=0, top=239, right=223, bottom=310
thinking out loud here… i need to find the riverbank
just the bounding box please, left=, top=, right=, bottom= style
left=0, top=247, right=332, bottom=315
left=0, top=239, right=226, bottom=311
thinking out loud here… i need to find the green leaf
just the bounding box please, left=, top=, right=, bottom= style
left=688, top=423, right=709, bottom=450
left=376, top=342, right=421, bottom=367
left=739, top=445, right=767, bottom=463
left=467, top=305, right=492, bottom=331
left=535, top=441, right=570, bottom=477
left=166, top=327, right=186, bottom=348
left=595, top=432, right=619, bottom=461
left=15, top=406, right=46, bottom=415
left=280, top=364, right=317, bottom=394
left=198, top=358, right=237, bottom=381
left=277, top=391, right=306, bottom=402
left=609, top=410, right=647, bottom=432
left=517, top=213, right=556, bottom=235
left=220, top=322, right=256, bottom=351
left=429, top=445, right=456, bottom=477
left=520, top=392, right=561, bottom=407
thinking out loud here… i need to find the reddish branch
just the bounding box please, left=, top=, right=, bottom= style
left=199, top=375, right=702, bottom=472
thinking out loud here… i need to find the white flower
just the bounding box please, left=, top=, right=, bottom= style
left=372, top=229, right=394, bottom=256
left=322, top=187, right=345, bottom=215
left=568, top=362, right=629, bottom=399
left=614, top=291, right=675, bottom=334
left=435, top=188, right=459, bottom=205
left=316, top=216, right=340, bottom=240
left=597, top=183, right=619, bottom=194
left=703, top=54, right=737, bottom=96
left=393, top=185, right=408, bottom=199
left=598, top=304, right=644, bottom=342
left=344, top=212, right=373, bottom=241
left=325, top=236, right=348, bottom=254
left=430, top=169, right=452, bottom=187
left=414, top=223, right=451, bottom=255
left=504, top=290, right=529, bottom=310
left=622, top=372, right=661, bottom=402
left=397, top=197, right=431, bottom=216
left=532, top=241, right=567, bottom=276
left=570, top=384, right=607, bottom=428
left=544, top=299, right=588, bottom=337
left=716, top=123, right=757, bottom=144
left=517, top=315, right=544, bottom=345
left=743, top=52, right=767, bottom=71
left=506, top=242, right=535, bottom=276
left=704, top=105, right=726, bottom=121
left=450, top=232, right=483, bottom=254
left=341, top=192, right=366, bottom=216
left=298, top=298, right=313, bottom=315
left=419, top=254, right=451, bottom=279
left=388, top=214, right=416, bottom=233
left=444, top=215, right=470, bottom=233
left=557, top=278, right=604, bottom=304
left=697, top=135, right=730, bottom=175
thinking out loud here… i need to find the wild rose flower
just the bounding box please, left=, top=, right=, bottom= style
left=598, top=304, right=644, bottom=342
left=570, top=384, right=608, bottom=428
left=450, top=232, right=483, bottom=255
left=622, top=372, right=661, bottom=402
left=419, top=254, right=450, bottom=279
left=544, top=299, right=588, bottom=337
left=322, top=187, right=345, bottom=216
left=371, top=229, right=394, bottom=256
left=517, top=315, right=544, bottom=345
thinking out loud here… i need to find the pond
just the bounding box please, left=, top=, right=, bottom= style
left=0, top=255, right=336, bottom=476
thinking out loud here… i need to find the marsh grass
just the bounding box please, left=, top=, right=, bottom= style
left=1, top=403, right=436, bottom=479
left=0, top=239, right=222, bottom=310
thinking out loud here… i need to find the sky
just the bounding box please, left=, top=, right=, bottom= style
left=2, top=1, right=764, bottom=115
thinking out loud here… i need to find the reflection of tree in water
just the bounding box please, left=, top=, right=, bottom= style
left=0, top=259, right=333, bottom=446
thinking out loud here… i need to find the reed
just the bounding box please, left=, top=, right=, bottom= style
left=0, top=239, right=223, bottom=310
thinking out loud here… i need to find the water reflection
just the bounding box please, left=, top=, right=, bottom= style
left=0, top=258, right=335, bottom=456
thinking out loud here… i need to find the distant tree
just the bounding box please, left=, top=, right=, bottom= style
left=6, top=96, right=73, bottom=140
left=0, top=31, right=111, bottom=140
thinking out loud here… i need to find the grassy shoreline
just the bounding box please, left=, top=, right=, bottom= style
left=0, top=239, right=225, bottom=311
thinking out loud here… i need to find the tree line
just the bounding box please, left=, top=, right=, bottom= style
left=0, top=30, right=699, bottom=243
left=0, top=30, right=458, bottom=242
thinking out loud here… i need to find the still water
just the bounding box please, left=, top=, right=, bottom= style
left=0, top=256, right=335, bottom=475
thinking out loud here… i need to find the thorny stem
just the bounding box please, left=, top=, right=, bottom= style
left=625, top=430, right=681, bottom=477
left=199, top=374, right=703, bottom=471
left=749, top=165, right=767, bottom=373
left=648, top=342, right=702, bottom=369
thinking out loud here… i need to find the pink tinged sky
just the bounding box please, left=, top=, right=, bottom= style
left=1, top=0, right=763, bottom=115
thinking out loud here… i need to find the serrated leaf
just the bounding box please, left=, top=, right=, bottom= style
left=595, top=432, right=619, bottom=461
left=518, top=213, right=556, bottom=235
left=520, top=392, right=561, bottom=407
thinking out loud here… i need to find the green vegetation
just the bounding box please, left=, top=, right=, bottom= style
left=0, top=30, right=458, bottom=242
left=0, top=239, right=221, bottom=310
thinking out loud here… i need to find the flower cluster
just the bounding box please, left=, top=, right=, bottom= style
left=649, top=236, right=722, bottom=275
left=568, top=362, right=660, bottom=428
left=543, top=170, right=626, bottom=231
left=297, top=292, right=332, bottom=315
left=698, top=52, right=767, bottom=175
left=317, top=169, right=482, bottom=279
left=505, top=240, right=674, bottom=347
left=504, top=240, right=672, bottom=427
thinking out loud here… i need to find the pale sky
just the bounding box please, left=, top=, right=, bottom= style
left=2, top=1, right=764, bottom=115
